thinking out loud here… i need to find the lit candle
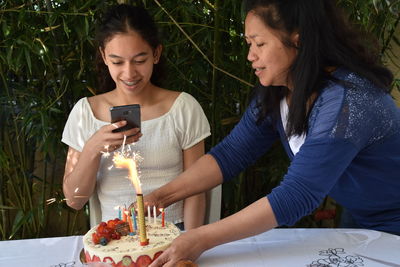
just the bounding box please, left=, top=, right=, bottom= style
left=148, top=205, right=151, bottom=223
left=160, top=208, right=165, bottom=227
left=153, top=206, right=157, bottom=224
left=131, top=208, right=137, bottom=231
left=114, top=151, right=148, bottom=245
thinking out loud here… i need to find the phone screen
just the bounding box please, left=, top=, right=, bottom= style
left=110, top=104, right=141, bottom=132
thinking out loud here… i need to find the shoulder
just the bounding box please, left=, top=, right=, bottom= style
left=176, top=91, right=201, bottom=105
left=170, top=91, right=205, bottom=113
left=87, top=92, right=113, bottom=111
left=69, top=97, right=89, bottom=114
left=169, top=92, right=210, bottom=128
left=87, top=92, right=114, bottom=122
left=308, top=68, right=396, bottom=145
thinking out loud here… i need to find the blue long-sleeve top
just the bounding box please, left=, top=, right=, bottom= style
left=209, top=68, right=400, bottom=234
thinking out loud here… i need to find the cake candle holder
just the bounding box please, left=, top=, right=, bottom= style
left=137, top=194, right=149, bottom=246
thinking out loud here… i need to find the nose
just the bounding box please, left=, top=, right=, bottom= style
left=124, top=62, right=137, bottom=77
left=247, top=46, right=257, bottom=62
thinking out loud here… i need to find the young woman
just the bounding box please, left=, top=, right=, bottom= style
left=62, top=4, right=210, bottom=230
left=145, top=0, right=400, bottom=265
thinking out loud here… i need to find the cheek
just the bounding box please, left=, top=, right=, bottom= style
left=140, top=64, right=154, bottom=77
left=107, top=66, right=117, bottom=77
left=106, top=65, right=122, bottom=82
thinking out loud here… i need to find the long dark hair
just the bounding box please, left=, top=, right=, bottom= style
left=94, top=4, right=165, bottom=93
left=244, top=0, right=393, bottom=136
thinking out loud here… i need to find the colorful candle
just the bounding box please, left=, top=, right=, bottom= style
left=131, top=208, right=137, bottom=231
left=160, top=208, right=165, bottom=227
left=122, top=207, right=128, bottom=222
left=148, top=205, right=151, bottom=223
left=137, top=194, right=149, bottom=246
left=127, top=214, right=134, bottom=233
left=118, top=206, right=122, bottom=220
left=153, top=206, right=157, bottom=224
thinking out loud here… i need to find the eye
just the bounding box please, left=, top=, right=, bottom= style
left=256, top=43, right=265, bottom=47
left=134, top=60, right=146, bottom=64
left=111, top=62, right=123, bottom=65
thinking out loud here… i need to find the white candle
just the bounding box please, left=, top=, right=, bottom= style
left=148, top=205, right=151, bottom=223
left=153, top=206, right=157, bottom=224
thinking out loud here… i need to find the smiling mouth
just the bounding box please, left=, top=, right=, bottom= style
left=122, top=80, right=140, bottom=86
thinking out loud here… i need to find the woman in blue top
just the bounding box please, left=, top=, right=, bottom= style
left=145, top=0, right=400, bottom=266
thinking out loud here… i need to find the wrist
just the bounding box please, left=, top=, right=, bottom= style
left=81, top=143, right=103, bottom=161
left=194, top=225, right=216, bottom=251
left=84, top=137, right=105, bottom=154
left=153, top=188, right=167, bottom=208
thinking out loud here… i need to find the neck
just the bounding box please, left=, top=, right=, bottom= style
left=112, top=84, right=160, bottom=107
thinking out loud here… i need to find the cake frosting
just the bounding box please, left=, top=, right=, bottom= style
left=83, top=219, right=180, bottom=266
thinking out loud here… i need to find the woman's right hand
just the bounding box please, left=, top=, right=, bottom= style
left=85, top=120, right=142, bottom=154
left=129, top=191, right=163, bottom=216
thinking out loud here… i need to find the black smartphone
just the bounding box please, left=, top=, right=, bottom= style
left=110, top=104, right=141, bottom=133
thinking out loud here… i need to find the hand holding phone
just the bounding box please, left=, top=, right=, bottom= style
left=110, top=104, right=141, bottom=133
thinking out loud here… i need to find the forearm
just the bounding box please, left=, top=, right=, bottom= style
left=63, top=146, right=102, bottom=210
left=155, top=154, right=223, bottom=208
left=183, top=193, right=206, bottom=229
left=197, top=197, right=277, bottom=250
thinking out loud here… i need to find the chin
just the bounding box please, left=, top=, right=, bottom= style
left=259, top=79, right=271, bottom=87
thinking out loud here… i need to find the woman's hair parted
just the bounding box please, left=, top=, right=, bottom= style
left=94, top=4, right=165, bottom=93
left=244, top=0, right=393, bottom=137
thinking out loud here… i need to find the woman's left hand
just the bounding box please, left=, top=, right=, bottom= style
left=149, top=228, right=206, bottom=267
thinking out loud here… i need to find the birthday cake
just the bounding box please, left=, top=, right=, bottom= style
left=83, top=218, right=181, bottom=266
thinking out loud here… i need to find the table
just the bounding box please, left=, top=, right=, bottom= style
left=0, top=228, right=399, bottom=267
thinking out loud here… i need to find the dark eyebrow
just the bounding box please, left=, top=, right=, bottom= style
left=245, top=34, right=258, bottom=40
left=108, top=52, right=149, bottom=59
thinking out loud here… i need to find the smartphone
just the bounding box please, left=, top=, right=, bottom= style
left=110, top=104, right=141, bottom=133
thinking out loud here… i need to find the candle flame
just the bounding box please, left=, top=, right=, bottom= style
left=113, top=152, right=142, bottom=194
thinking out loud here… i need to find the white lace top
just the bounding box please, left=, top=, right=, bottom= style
left=62, top=92, right=211, bottom=223
left=280, top=98, right=306, bottom=155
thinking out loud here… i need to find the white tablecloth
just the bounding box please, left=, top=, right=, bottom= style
left=0, top=228, right=399, bottom=267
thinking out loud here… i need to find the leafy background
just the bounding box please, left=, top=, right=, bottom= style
left=1, top=0, right=399, bottom=239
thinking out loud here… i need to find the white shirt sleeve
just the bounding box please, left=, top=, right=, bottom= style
left=61, top=97, right=102, bottom=152
left=173, top=92, right=211, bottom=150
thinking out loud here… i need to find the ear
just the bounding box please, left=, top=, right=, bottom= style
left=292, top=32, right=300, bottom=48
left=99, top=47, right=107, bottom=65
left=153, top=45, right=163, bottom=64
